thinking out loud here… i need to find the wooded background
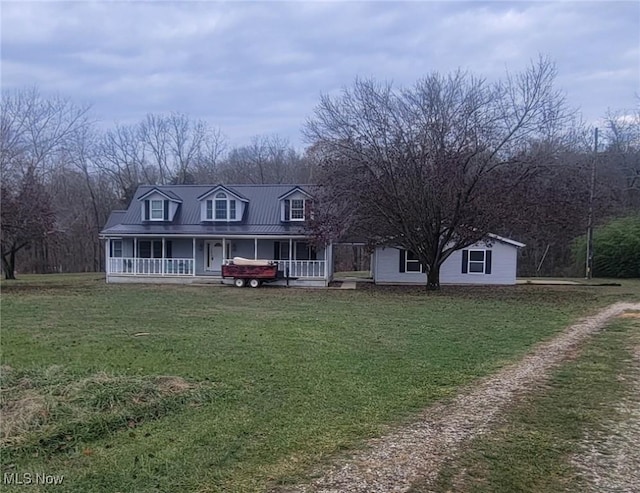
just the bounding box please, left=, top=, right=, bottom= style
left=1, top=84, right=638, bottom=279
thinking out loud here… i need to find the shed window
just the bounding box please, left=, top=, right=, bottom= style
left=462, top=249, right=492, bottom=274
left=405, top=250, right=423, bottom=273
left=468, top=250, right=486, bottom=273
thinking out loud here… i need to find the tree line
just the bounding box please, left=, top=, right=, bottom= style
left=1, top=61, right=638, bottom=283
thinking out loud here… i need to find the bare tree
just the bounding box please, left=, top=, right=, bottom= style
left=95, top=123, right=150, bottom=203
left=0, top=88, right=93, bottom=277
left=601, top=108, right=640, bottom=209
left=219, top=135, right=310, bottom=184
left=1, top=87, right=92, bottom=179
left=305, top=57, right=570, bottom=289
left=1, top=171, right=56, bottom=279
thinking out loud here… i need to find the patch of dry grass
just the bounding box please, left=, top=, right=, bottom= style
left=0, top=366, right=215, bottom=456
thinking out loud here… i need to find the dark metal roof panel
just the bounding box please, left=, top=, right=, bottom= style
left=104, top=184, right=314, bottom=233
left=104, top=211, right=127, bottom=229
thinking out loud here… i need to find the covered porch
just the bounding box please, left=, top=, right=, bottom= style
left=104, top=236, right=331, bottom=285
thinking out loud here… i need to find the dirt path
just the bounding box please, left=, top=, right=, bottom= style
left=278, top=302, right=640, bottom=493
left=572, top=317, right=640, bottom=493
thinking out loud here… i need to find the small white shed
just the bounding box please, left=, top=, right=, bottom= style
left=371, top=235, right=524, bottom=285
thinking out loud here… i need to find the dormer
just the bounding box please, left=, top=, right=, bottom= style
left=197, top=185, right=248, bottom=222
left=279, top=187, right=313, bottom=222
left=138, top=188, right=182, bottom=222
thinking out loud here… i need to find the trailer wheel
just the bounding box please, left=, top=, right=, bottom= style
left=249, top=278, right=261, bottom=288
left=234, top=278, right=246, bottom=288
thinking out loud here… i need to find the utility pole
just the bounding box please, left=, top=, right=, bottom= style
left=585, top=127, right=598, bottom=279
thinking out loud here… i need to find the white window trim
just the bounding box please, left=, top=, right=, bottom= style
left=138, top=239, right=163, bottom=259
left=111, top=239, right=123, bottom=258
left=289, top=199, right=305, bottom=221
left=467, top=249, right=487, bottom=275
left=208, top=193, right=237, bottom=221
left=405, top=251, right=424, bottom=274
left=150, top=200, right=165, bottom=221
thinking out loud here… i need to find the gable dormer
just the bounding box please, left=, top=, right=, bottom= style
left=279, top=187, right=313, bottom=222
left=138, top=188, right=182, bottom=222
left=197, top=185, right=248, bottom=222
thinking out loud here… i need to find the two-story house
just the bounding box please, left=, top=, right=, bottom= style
left=100, top=184, right=332, bottom=287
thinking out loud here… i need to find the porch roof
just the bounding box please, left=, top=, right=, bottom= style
left=100, top=223, right=308, bottom=237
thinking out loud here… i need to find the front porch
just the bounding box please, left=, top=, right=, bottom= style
left=104, top=236, right=331, bottom=287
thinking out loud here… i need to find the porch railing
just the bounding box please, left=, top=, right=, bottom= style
left=108, top=257, right=194, bottom=276
left=274, top=260, right=325, bottom=278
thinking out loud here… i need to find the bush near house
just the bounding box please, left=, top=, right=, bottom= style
left=574, top=215, right=640, bottom=278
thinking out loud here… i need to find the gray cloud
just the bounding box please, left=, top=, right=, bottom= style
left=2, top=1, right=638, bottom=147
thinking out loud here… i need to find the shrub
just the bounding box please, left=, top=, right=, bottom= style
left=573, top=215, right=640, bottom=278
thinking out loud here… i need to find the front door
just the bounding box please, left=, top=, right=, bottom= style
left=205, top=241, right=223, bottom=271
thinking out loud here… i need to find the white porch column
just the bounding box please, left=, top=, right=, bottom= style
left=324, top=242, right=328, bottom=278
left=192, top=238, right=196, bottom=276
left=254, top=238, right=258, bottom=259
left=161, top=237, right=165, bottom=275
left=133, top=238, right=137, bottom=275
left=105, top=239, right=109, bottom=276
left=222, top=237, right=226, bottom=264
left=289, top=238, right=293, bottom=277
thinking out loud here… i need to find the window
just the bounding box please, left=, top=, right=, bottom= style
left=295, top=242, right=315, bottom=260
left=209, top=192, right=237, bottom=221
left=138, top=240, right=169, bottom=258
left=150, top=200, right=164, bottom=220
left=275, top=241, right=315, bottom=260
left=462, top=249, right=492, bottom=274
left=215, top=193, right=227, bottom=220
left=275, top=241, right=290, bottom=260
left=111, top=240, right=123, bottom=258
left=290, top=199, right=305, bottom=220
left=405, top=250, right=423, bottom=273
left=468, top=250, right=486, bottom=273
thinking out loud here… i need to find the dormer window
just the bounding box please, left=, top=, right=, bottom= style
left=142, top=198, right=170, bottom=221
left=290, top=199, right=305, bottom=221
left=150, top=200, right=164, bottom=220
left=198, top=186, right=246, bottom=222
left=205, top=193, right=237, bottom=221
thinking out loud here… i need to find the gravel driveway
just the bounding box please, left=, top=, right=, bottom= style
left=277, top=302, right=640, bottom=493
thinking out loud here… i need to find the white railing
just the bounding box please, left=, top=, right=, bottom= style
left=108, top=257, right=194, bottom=276
left=274, top=260, right=326, bottom=278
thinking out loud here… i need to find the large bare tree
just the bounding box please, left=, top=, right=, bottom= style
left=0, top=88, right=93, bottom=278
left=305, top=57, right=570, bottom=289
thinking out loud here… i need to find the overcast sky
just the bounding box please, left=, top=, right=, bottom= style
left=2, top=1, right=639, bottom=148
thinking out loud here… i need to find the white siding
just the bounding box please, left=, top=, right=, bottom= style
left=374, top=240, right=519, bottom=285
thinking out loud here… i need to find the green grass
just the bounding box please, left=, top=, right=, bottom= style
left=1, top=274, right=639, bottom=492
left=419, top=316, right=640, bottom=493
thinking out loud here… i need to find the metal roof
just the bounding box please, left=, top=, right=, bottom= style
left=101, top=184, right=312, bottom=237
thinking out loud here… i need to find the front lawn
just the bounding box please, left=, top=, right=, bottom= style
left=1, top=275, right=638, bottom=492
